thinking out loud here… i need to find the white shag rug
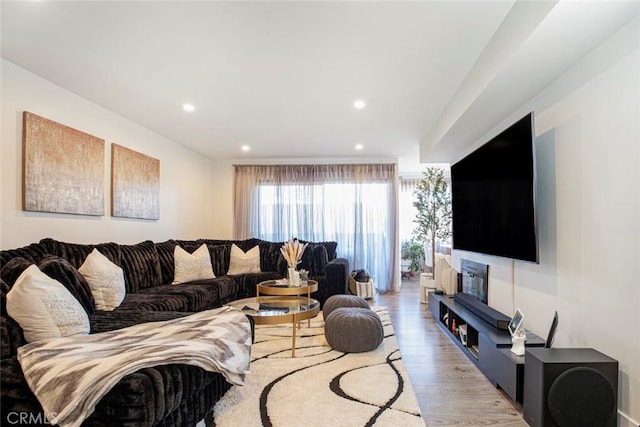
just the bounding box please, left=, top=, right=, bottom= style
left=213, top=306, right=426, bottom=427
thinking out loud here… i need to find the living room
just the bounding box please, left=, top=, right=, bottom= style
left=1, top=1, right=639, bottom=427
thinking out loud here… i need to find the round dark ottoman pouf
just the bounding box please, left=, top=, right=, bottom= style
left=323, top=294, right=370, bottom=319
left=324, top=307, right=384, bottom=353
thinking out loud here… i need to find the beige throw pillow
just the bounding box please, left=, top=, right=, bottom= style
left=6, top=265, right=90, bottom=342
left=173, top=244, right=215, bottom=284
left=227, top=244, right=261, bottom=275
left=78, top=248, right=126, bottom=311
left=441, top=266, right=459, bottom=295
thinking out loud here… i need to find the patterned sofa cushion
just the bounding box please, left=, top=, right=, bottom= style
left=140, top=276, right=240, bottom=311
left=257, top=241, right=285, bottom=273
left=38, top=255, right=96, bottom=315
left=2, top=280, right=27, bottom=359
left=119, top=240, right=162, bottom=292
left=137, top=281, right=219, bottom=312
left=199, top=238, right=260, bottom=253
left=0, top=243, right=49, bottom=266
left=0, top=257, right=32, bottom=288
left=90, top=364, right=231, bottom=426
left=1, top=315, right=25, bottom=359
left=298, top=244, right=329, bottom=276
left=212, top=275, right=243, bottom=304
left=234, top=271, right=284, bottom=300
left=117, top=292, right=191, bottom=312
left=207, top=245, right=230, bottom=278
left=299, top=239, right=337, bottom=261
left=0, top=280, right=8, bottom=317
left=0, top=356, right=39, bottom=422
left=155, top=239, right=179, bottom=285
left=89, top=310, right=190, bottom=333
left=39, top=238, right=121, bottom=269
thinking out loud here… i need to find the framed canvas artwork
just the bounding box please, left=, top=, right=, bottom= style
left=22, top=111, right=105, bottom=216
left=111, top=144, right=160, bottom=220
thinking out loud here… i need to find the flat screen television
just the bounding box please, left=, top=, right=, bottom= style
left=451, top=112, right=539, bottom=263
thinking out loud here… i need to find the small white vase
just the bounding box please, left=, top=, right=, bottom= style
left=288, top=267, right=300, bottom=287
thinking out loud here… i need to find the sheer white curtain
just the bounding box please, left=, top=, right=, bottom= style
left=234, top=164, right=400, bottom=293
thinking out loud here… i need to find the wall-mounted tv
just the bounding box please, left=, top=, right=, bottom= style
left=451, top=112, right=538, bottom=263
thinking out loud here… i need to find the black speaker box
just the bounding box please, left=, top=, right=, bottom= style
left=523, top=348, right=618, bottom=427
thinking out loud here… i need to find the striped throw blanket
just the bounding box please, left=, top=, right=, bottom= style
left=17, top=307, right=252, bottom=427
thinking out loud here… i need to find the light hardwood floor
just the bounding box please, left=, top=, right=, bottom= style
left=373, top=278, right=528, bottom=426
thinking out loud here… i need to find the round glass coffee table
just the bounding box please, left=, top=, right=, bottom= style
left=257, top=279, right=318, bottom=328
left=229, top=296, right=320, bottom=357
left=256, top=279, right=318, bottom=298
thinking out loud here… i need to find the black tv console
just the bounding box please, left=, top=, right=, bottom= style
left=429, top=292, right=545, bottom=404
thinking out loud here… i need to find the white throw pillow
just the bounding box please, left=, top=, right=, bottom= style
left=434, top=255, right=451, bottom=290
left=6, top=265, right=90, bottom=343
left=227, top=244, right=261, bottom=275
left=173, top=244, right=215, bottom=284
left=441, top=266, right=459, bottom=295
left=78, top=248, right=126, bottom=311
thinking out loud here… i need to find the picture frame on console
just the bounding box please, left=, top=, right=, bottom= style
left=509, top=308, right=526, bottom=356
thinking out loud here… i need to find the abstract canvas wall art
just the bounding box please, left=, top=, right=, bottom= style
left=111, top=144, right=160, bottom=220
left=22, top=111, right=105, bottom=216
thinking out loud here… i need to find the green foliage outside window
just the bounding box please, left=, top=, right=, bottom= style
left=401, top=240, right=425, bottom=273
left=413, top=167, right=452, bottom=272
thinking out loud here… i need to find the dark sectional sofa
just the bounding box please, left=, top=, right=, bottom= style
left=0, top=237, right=349, bottom=426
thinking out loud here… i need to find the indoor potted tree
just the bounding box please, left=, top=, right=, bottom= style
left=413, top=167, right=452, bottom=274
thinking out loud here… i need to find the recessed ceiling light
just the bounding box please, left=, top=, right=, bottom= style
left=182, top=103, right=195, bottom=112
left=353, top=99, right=366, bottom=110
left=241, top=145, right=250, bottom=152
left=355, top=144, right=364, bottom=150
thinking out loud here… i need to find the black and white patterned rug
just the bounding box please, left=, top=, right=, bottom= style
left=212, top=306, right=426, bottom=427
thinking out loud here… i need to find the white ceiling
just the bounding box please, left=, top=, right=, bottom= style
left=2, top=1, right=639, bottom=168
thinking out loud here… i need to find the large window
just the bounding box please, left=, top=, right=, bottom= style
left=234, top=164, right=399, bottom=293
left=399, top=172, right=452, bottom=266
left=399, top=178, right=422, bottom=244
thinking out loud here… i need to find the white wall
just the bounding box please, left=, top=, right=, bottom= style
left=1, top=60, right=220, bottom=248
left=209, top=160, right=235, bottom=239
left=452, top=17, right=640, bottom=426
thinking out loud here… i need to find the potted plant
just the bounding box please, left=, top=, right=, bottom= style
left=413, top=167, right=452, bottom=273
left=401, top=240, right=425, bottom=276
